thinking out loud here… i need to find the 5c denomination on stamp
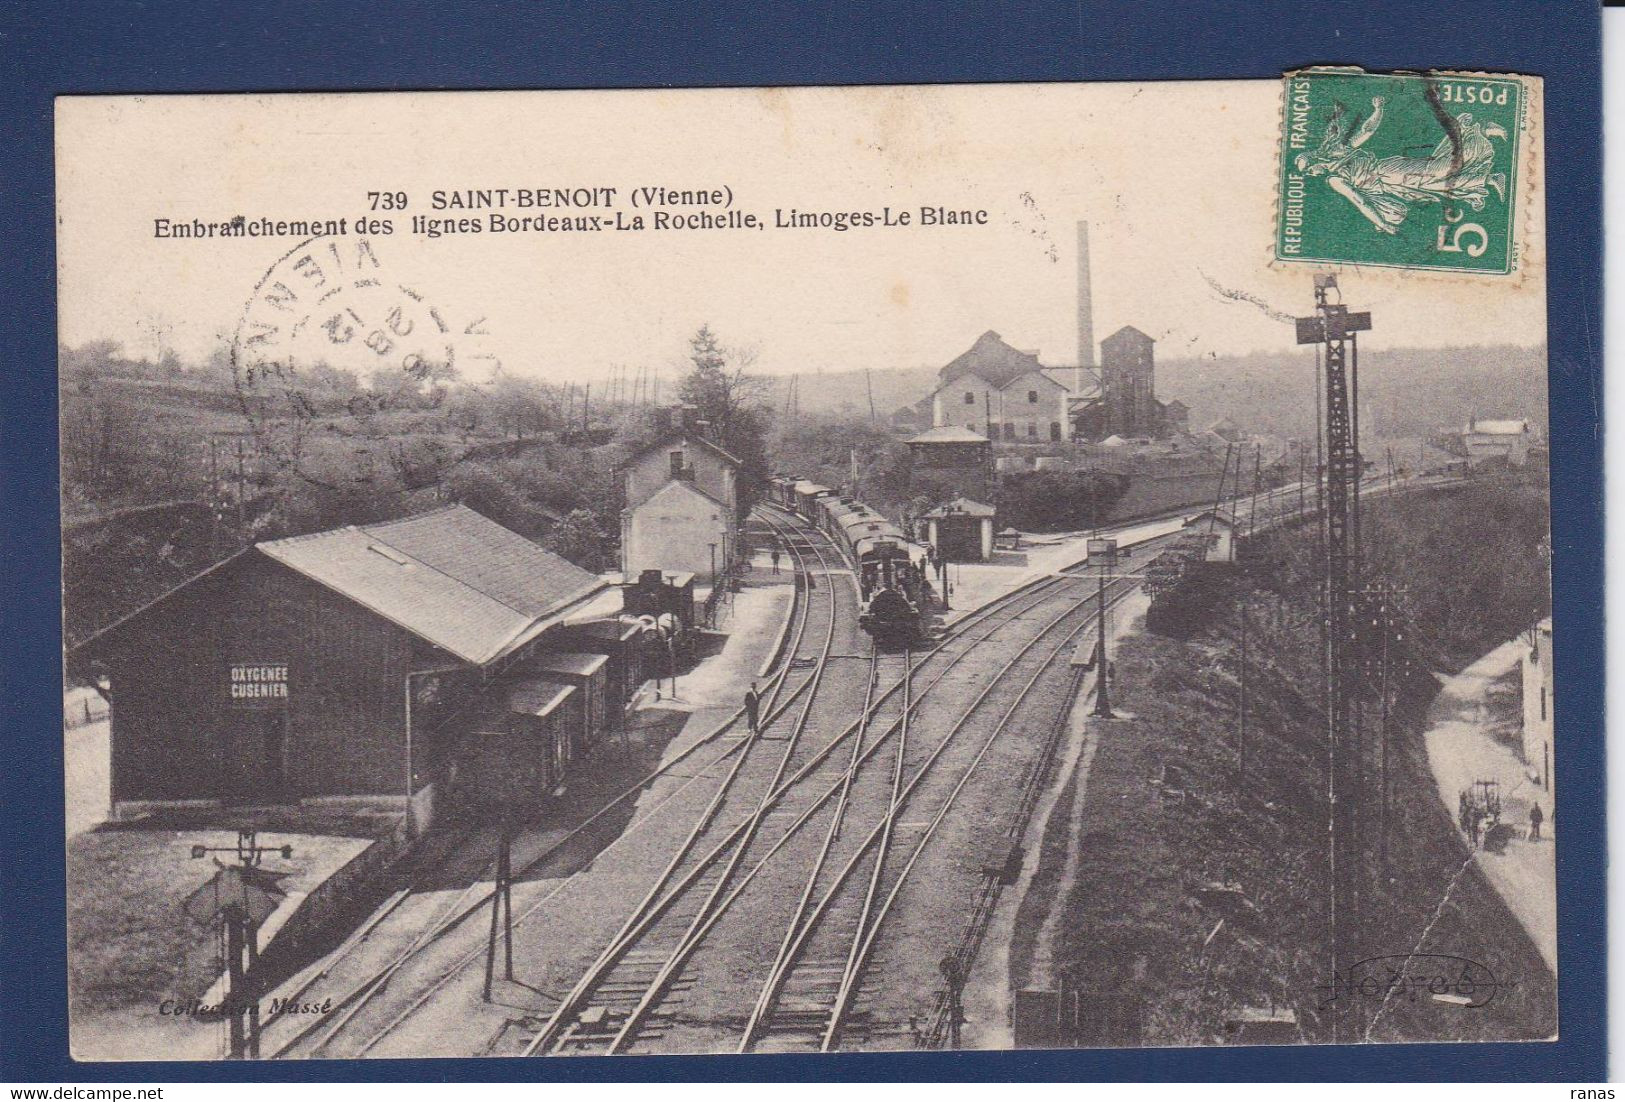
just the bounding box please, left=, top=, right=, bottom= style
left=1278, top=67, right=1533, bottom=275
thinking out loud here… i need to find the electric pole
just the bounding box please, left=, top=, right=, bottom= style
left=1295, top=273, right=1371, bottom=1042
left=1237, top=600, right=1248, bottom=789
left=1360, top=581, right=1409, bottom=873
left=483, top=825, right=515, bottom=1001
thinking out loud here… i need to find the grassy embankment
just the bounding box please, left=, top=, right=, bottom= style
left=1013, top=471, right=1555, bottom=1046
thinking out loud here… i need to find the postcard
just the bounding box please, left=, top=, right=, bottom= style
left=55, top=77, right=1554, bottom=1060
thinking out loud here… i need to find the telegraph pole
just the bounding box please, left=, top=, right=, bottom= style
left=1295, top=273, right=1371, bottom=1041
left=1360, top=581, right=1409, bottom=873
left=483, top=825, right=515, bottom=1001
left=1237, top=601, right=1248, bottom=788
left=187, top=830, right=293, bottom=1059
left=235, top=438, right=247, bottom=541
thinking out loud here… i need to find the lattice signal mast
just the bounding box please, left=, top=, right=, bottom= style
left=1295, top=273, right=1370, bottom=1040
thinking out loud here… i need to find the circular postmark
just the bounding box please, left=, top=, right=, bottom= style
left=230, top=235, right=501, bottom=491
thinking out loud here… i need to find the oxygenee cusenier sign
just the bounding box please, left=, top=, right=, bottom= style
left=228, top=662, right=290, bottom=706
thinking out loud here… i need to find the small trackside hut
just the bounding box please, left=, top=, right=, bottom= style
left=920, top=497, right=997, bottom=562
left=69, top=504, right=615, bottom=836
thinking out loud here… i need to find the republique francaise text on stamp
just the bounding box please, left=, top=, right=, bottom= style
left=1278, top=68, right=1532, bottom=275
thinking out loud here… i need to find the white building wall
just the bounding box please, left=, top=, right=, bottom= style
left=932, top=374, right=1001, bottom=437
left=623, top=482, right=733, bottom=579
left=1521, top=620, right=1555, bottom=797
left=999, top=371, right=1072, bottom=442
left=624, top=435, right=738, bottom=514
left=1463, top=430, right=1531, bottom=467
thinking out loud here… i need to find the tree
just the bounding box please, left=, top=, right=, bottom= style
left=544, top=508, right=611, bottom=572
left=677, top=324, right=772, bottom=512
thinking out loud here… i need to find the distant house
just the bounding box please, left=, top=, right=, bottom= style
left=1462, top=416, right=1532, bottom=467
left=619, top=417, right=743, bottom=578
left=1164, top=399, right=1191, bottom=432
left=889, top=395, right=934, bottom=434
left=928, top=331, right=1086, bottom=443
left=1521, top=617, right=1555, bottom=797
left=622, top=426, right=741, bottom=518
left=1183, top=509, right=1240, bottom=562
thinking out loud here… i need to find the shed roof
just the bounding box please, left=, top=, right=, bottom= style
left=508, top=678, right=575, bottom=717
left=1466, top=418, right=1530, bottom=436
left=907, top=426, right=990, bottom=444
left=534, top=651, right=609, bottom=678
left=922, top=497, right=997, bottom=519
left=258, top=504, right=605, bottom=666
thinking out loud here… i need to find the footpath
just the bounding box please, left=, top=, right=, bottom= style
left=1421, top=637, right=1557, bottom=975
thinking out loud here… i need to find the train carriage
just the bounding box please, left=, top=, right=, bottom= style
left=793, top=480, right=833, bottom=521
left=775, top=480, right=926, bottom=647
left=769, top=476, right=801, bottom=510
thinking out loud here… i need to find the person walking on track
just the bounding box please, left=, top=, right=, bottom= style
left=770, top=547, right=781, bottom=575
left=744, top=681, right=761, bottom=736
left=1529, top=802, right=1544, bottom=841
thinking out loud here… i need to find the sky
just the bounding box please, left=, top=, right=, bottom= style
left=56, top=82, right=1546, bottom=386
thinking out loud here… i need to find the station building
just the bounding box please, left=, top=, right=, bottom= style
left=620, top=415, right=744, bottom=581
left=71, top=504, right=639, bottom=833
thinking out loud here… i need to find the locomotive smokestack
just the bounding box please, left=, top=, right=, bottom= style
left=1076, top=220, right=1095, bottom=397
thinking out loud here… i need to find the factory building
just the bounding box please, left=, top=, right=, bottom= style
left=924, top=222, right=1185, bottom=445
left=70, top=504, right=623, bottom=833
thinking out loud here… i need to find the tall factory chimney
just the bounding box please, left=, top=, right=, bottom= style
left=1076, top=220, right=1095, bottom=397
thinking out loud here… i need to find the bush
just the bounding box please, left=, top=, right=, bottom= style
left=996, top=469, right=1127, bottom=531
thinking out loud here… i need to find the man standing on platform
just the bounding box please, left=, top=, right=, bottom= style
left=744, top=681, right=761, bottom=737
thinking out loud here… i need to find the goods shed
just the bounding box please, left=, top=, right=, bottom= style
left=69, top=504, right=610, bottom=835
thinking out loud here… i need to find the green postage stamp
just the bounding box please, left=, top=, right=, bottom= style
left=1277, top=67, right=1531, bottom=275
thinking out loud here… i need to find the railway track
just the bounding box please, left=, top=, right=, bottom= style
left=262, top=507, right=835, bottom=1059
left=271, top=500, right=1195, bottom=1060
left=516, top=505, right=861, bottom=1054
left=517, top=513, right=1154, bottom=1055
left=740, top=577, right=1140, bottom=1053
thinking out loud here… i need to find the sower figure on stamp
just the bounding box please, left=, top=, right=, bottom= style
left=1295, top=95, right=1509, bottom=236
left=744, top=681, right=761, bottom=737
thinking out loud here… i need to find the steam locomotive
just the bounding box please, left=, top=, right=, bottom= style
left=770, top=477, right=929, bottom=647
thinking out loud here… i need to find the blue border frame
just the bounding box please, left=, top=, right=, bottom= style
left=0, top=0, right=1603, bottom=1082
